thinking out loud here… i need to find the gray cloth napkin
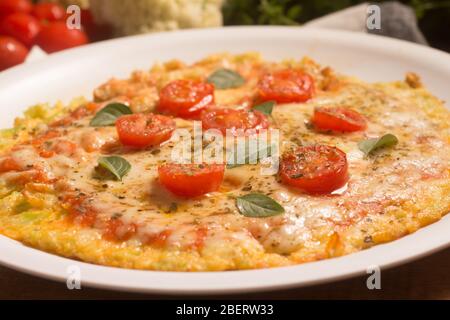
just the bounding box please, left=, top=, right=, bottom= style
left=305, top=1, right=428, bottom=45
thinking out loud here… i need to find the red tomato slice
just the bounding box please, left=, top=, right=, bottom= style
left=312, top=107, right=367, bottom=132
left=0, top=36, right=28, bottom=71
left=116, top=113, right=176, bottom=148
left=0, top=0, right=32, bottom=19
left=158, top=163, right=225, bottom=197
left=32, top=2, right=66, bottom=22
left=280, top=145, right=349, bottom=194
left=157, top=80, right=214, bottom=119
left=36, top=21, right=88, bottom=53
left=258, top=69, right=314, bottom=103
left=201, top=108, right=269, bottom=136
left=0, top=13, right=41, bottom=47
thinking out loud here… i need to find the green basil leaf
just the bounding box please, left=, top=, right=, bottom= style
left=227, top=144, right=275, bottom=169
left=358, top=134, right=399, bottom=156
left=90, top=103, right=132, bottom=127
left=95, top=156, right=131, bottom=181
left=207, top=68, right=245, bottom=89
left=253, top=101, right=276, bottom=116
left=236, top=193, right=285, bottom=218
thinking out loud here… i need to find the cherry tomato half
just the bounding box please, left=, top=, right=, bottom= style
left=36, top=21, right=88, bottom=53
left=116, top=113, right=176, bottom=148
left=0, top=36, right=28, bottom=71
left=280, top=145, right=349, bottom=194
left=32, top=2, right=66, bottom=22
left=0, top=13, right=40, bottom=47
left=312, top=107, right=367, bottom=132
left=258, top=69, right=314, bottom=103
left=158, top=163, right=225, bottom=197
left=0, top=0, right=32, bottom=19
left=157, top=80, right=214, bottom=119
left=201, top=108, right=269, bottom=136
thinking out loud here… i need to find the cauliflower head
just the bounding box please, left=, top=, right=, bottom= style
left=89, top=0, right=224, bottom=36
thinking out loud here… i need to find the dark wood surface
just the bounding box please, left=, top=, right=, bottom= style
left=1, top=248, right=449, bottom=300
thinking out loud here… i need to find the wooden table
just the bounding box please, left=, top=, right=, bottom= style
left=1, top=248, right=449, bottom=300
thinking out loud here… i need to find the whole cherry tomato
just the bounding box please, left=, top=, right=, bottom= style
left=0, top=36, right=28, bottom=71
left=0, top=13, right=41, bottom=47
left=32, top=2, right=66, bottom=22
left=36, top=21, right=88, bottom=53
left=0, top=0, right=32, bottom=19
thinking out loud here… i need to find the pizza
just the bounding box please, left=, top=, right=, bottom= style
left=0, top=52, right=449, bottom=271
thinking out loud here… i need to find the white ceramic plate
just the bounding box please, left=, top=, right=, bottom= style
left=0, top=27, right=449, bottom=295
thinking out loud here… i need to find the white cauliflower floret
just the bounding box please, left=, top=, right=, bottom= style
left=89, top=0, right=224, bottom=36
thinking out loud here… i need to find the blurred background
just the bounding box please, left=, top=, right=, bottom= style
left=0, top=0, right=449, bottom=72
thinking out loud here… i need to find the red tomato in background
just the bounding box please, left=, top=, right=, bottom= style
left=0, top=0, right=32, bottom=19
left=36, top=21, right=88, bottom=53
left=0, top=2, right=101, bottom=68
left=32, top=2, right=66, bottom=22
left=0, top=13, right=40, bottom=47
left=0, top=36, right=28, bottom=71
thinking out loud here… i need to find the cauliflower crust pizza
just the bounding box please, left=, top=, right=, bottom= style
left=0, top=53, right=449, bottom=271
